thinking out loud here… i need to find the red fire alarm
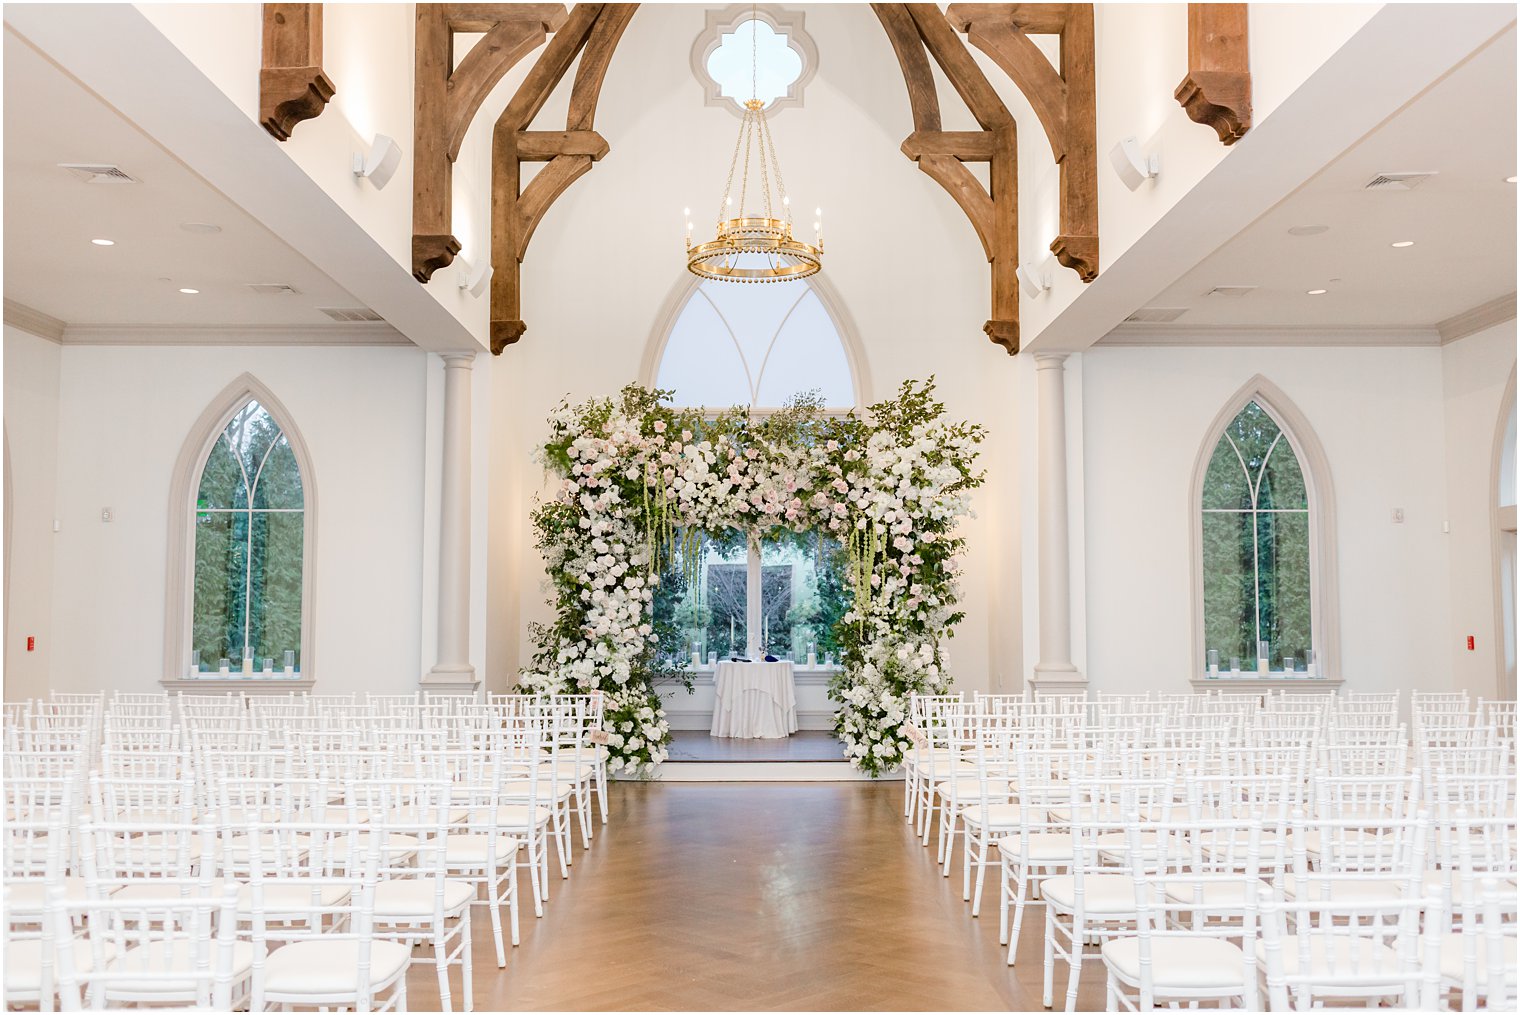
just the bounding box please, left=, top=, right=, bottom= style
left=1467, top=635, right=1476, bottom=651
left=25, top=636, right=35, bottom=652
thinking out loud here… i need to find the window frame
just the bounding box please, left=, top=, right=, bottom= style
left=641, top=270, right=871, bottom=414
left=1188, top=376, right=1339, bottom=682
left=689, top=4, right=819, bottom=119
left=162, top=374, right=316, bottom=691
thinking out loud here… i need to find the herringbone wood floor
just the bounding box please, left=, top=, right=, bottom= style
left=406, top=781, right=1109, bottom=1011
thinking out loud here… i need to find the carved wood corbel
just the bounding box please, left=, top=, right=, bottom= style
left=259, top=4, right=335, bottom=142
left=1176, top=3, right=1252, bottom=145
left=946, top=3, right=1099, bottom=282
left=411, top=3, right=569, bottom=282
left=874, top=3, right=1021, bottom=354
left=490, top=3, right=637, bottom=354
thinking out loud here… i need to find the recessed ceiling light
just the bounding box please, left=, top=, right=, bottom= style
left=1390, top=240, right=1415, bottom=248
left=90, top=238, right=114, bottom=246
left=179, top=222, right=222, bottom=234
left=1287, top=225, right=1329, bottom=236
left=1306, top=288, right=1328, bottom=296
left=178, top=288, right=200, bottom=295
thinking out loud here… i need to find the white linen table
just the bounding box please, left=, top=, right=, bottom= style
left=710, top=661, right=798, bottom=739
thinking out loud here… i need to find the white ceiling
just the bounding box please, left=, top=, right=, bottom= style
left=1108, top=25, right=1516, bottom=339
left=2, top=29, right=399, bottom=340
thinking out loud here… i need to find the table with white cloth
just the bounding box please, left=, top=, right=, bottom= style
left=710, top=661, right=798, bottom=739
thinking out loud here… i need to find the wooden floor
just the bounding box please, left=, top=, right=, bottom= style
left=665, top=730, right=847, bottom=762
left=406, top=780, right=1108, bottom=1011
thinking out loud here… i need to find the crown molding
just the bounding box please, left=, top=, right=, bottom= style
left=1099, top=324, right=1440, bottom=348
left=58, top=322, right=410, bottom=346
left=3, top=299, right=66, bottom=343
left=1437, top=292, right=1517, bottom=345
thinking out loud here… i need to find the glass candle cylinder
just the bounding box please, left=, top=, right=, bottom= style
left=1229, top=657, right=1241, bottom=675
left=190, top=649, right=201, bottom=677
left=1207, top=649, right=1220, bottom=675
left=284, top=650, right=296, bottom=674
left=1305, top=648, right=1317, bottom=677
left=1256, top=640, right=1270, bottom=674
left=263, top=657, right=274, bottom=674
left=218, top=657, right=230, bottom=674
left=1282, top=656, right=1296, bottom=674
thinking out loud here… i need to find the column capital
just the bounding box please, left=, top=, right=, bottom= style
left=440, top=350, right=477, bottom=368
left=1033, top=351, right=1070, bottom=370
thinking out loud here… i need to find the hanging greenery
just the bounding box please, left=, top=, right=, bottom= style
left=522, top=379, right=984, bottom=776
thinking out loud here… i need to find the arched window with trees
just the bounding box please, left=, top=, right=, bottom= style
left=1193, top=379, right=1337, bottom=680
left=165, top=375, right=314, bottom=683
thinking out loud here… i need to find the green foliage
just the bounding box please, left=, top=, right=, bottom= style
left=191, top=403, right=303, bottom=671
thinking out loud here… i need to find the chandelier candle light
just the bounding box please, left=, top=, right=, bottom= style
left=685, top=18, right=822, bottom=282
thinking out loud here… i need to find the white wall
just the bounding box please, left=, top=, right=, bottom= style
left=3, top=326, right=62, bottom=702
left=1440, top=320, right=1518, bottom=699
left=1081, top=343, right=1453, bottom=698
left=41, top=343, right=429, bottom=698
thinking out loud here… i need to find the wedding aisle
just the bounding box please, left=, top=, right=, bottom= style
left=405, top=782, right=1108, bottom=1011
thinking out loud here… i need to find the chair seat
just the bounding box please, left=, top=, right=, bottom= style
left=445, top=834, right=522, bottom=864
left=996, top=832, right=1073, bottom=864
left=385, top=805, right=470, bottom=825
left=104, top=940, right=254, bottom=996
left=235, top=881, right=351, bottom=914
left=5, top=876, right=87, bottom=912
left=3, top=937, right=113, bottom=995
left=962, top=803, right=1022, bottom=829
left=1162, top=879, right=1267, bottom=908
left=1281, top=874, right=1406, bottom=904
left=1041, top=874, right=1138, bottom=915
left=1103, top=936, right=1250, bottom=991
left=1435, top=933, right=1520, bottom=988
left=109, top=880, right=228, bottom=903
left=262, top=938, right=411, bottom=996
left=937, top=778, right=1010, bottom=800
left=1253, top=935, right=1403, bottom=980
left=224, top=832, right=312, bottom=864
left=1095, top=830, right=1183, bottom=859
left=471, top=805, right=553, bottom=828
left=328, top=832, right=420, bottom=860
left=372, top=878, right=475, bottom=918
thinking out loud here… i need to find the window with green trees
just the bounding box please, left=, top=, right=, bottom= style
left=1200, top=400, right=1313, bottom=673
left=191, top=400, right=304, bottom=674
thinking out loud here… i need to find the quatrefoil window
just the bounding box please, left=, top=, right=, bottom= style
left=691, top=5, right=817, bottom=116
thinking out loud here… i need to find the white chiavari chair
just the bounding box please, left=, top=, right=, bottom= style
left=958, top=716, right=1019, bottom=912
left=442, top=748, right=523, bottom=967
left=1256, top=885, right=1442, bottom=1010
left=47, top=883, right=244, bottom=1012
left=1433, top=815, right=1520, bottom=1011
left=902, top=692, right=962, bottom=834
left=239, top=820, right=409, bottom=1013
left=88, top=772, right=196, bottom=826
left=357, top=777, right=475, bottom=1013
left=1100, top=818, right=1263, bottom=1012
left=998, top=745, right=1078, bottom=966
left=1041, top=777, right=1177, bottom=1012
left=3, top=797, right=77, bottom=1011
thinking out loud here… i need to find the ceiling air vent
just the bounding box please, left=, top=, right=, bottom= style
left=1125, top=307, right=1189, bottom=323
left=1204, top=285, right=1257, bottom=298
left=1362, top=171, right=1436, bottom=192
left=247, top=283, right=302, bottom=296
left=318, top=306, right=384, bottom=322
left=58, top=163, right=139, bottom=184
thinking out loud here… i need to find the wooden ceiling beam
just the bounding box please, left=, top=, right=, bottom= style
left=948, top=3, right=1099, bottom=282
left=259, top=4, right=334, bottom=142
left=1176, top=3, right=1252, bottom=144
left=874, top=3, right=1020, bottom=353
left=411, top=3, right=566, bottom=282
left=490, top=3, right=638, bottom=354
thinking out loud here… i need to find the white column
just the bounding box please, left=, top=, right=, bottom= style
left=427, top=351, right=476, bottom=685
left=1032, top=353, right=1083, bottom=686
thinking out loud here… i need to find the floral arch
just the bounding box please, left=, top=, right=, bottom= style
left=522, top=380, right=983, bottom=775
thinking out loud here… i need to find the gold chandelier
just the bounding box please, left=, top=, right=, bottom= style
left=685, top=22, right=822, bottom=283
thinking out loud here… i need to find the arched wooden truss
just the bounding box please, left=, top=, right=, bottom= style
left=873, top=3, right=1100, bottom=355
left=391, top=2, right=1249, bottom=357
